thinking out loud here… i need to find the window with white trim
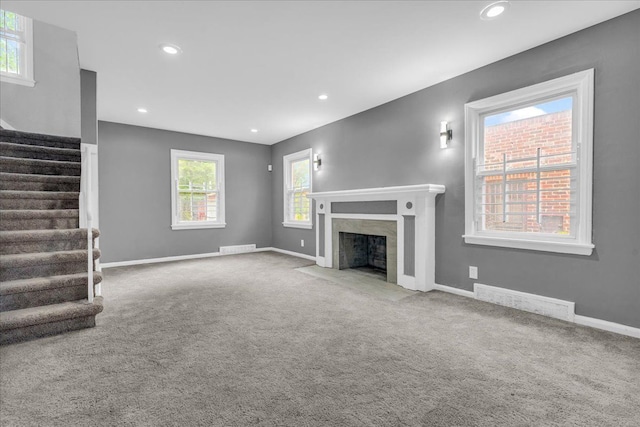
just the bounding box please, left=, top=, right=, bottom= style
left=171, top=149, right=225, bottom=230
left=0, top=9, right=35, bottom=87
left=464, top=69, right=594, bottom=255
left=283, top=148, right=312, bottom=229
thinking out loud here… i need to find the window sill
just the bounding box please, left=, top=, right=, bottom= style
left=172, top=222, right=226, bottom=230
left=282, top=221, right=313, bottom=230
left=1, top=75, right=36, bottom=87
left=463, top=234, right=594, bottom=256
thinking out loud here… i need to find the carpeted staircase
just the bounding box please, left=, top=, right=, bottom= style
left=0, top=129, right=103, bottom=345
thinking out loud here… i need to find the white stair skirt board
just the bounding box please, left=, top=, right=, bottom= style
left=220, top=244, right=256, bottom=255
left=434, top=283, right=640, bottom=339
left=0, top=118, right=16, bottom=130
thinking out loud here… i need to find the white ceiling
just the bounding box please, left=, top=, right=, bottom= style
left=4, top=1, right=639, bottom=145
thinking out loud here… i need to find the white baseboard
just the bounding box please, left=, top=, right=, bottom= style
left=101, top=251, right=221, bottom=268
left=101, top=247, right=316, bottom=269
left=434, top=282, right=639, bottom=340
left=263, top=247, right=317, bottom=261
left=434, top=283, right=475, bottom=298
left=574, top=315, right=640, bottom=339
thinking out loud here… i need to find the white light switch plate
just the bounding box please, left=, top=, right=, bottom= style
left=469, top=266, right=478, bottom=280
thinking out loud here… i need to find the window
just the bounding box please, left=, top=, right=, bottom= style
left=283, top=148, right=312, bottom=229
left=171, top=149, right=225, bottom=230
left=0, top=9, right=35, bottom=87
left=464, top=69, right=594, bottom=255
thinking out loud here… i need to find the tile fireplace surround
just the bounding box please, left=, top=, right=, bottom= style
left=309, top=184, right=445, bottom=292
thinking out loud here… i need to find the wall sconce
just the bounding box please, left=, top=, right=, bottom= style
left=313, top=153, right=322, bottom=170
left=440, top=121, right=452, bottom=149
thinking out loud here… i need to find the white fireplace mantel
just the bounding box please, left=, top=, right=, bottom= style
left=309, top=184, right=445, bottom=292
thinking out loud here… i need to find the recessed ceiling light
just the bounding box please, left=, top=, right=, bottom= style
left=159, top=43, right=182, bottom=55
left=137, top=108, right=148, bottom=113
left=318, top=94, right=328, bottom=100
left=480, top=1, right=510, bottom=20
left=251, top=129, right=258, bottom=133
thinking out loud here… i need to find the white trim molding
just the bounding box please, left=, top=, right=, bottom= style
left=434, top=282, right=640, bottom=339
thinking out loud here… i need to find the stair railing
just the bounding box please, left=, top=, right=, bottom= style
left=80, top=144, right=95, bottom=303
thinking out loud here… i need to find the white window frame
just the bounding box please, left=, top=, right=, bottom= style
left=171, top=149, right=226, bottom=230
left=463, top=69, right=594, bottom=256
left=0, top=10, right=35, bottom=87
left=283, top=148, right=313, bottom=229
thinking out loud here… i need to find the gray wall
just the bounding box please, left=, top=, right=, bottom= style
left=98, top=121, right=272, bottom=263
left=0, top=20, right=81, bottom=137
left=81, top=69, right=97, bottom=144
left=271, top=11, right=640, bottom=328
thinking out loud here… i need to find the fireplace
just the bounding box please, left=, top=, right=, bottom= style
left=333, top=218, right=397, bottom=284
left=310, top=184, right=445, bottom=292
left=339, top=233, right=386, bottom=271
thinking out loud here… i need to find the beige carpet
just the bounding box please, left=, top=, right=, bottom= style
left=1, top=252, right=639, bottom=426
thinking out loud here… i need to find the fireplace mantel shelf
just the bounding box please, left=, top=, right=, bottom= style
left=309, top=184, right=445, bottom=202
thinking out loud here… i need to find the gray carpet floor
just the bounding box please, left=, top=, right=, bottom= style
left=1, top=252, right=639, bottom=426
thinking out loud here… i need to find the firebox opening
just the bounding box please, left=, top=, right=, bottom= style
left=338, top=232, right=387, bottom=280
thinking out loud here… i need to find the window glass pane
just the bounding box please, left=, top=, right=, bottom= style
left=289, top=189, right=310, bottom=222
left=479, top=96, right=575, bottom=236
left=178, top=159, right=216, bottom=191
left=483, top=97, right=573, bottom=166
left=291, top=158, right=309, bottom=189
left=178, top=192, right=218, bottom=222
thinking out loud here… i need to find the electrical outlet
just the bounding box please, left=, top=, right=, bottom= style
left=301, top=239, right=304, bottom=247
left=469, top=266, right=478, bottom=280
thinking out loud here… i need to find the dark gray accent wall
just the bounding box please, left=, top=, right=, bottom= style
left=80, top=69, right=97, bottom=144
left=403, top=216, right=415, bottom=277
left=318, top=214, right=325, bottom=258
left=98, top=121, right=272, bottom=263
left=0, top=20, right=81, bottom=137
left=331, top=201, right=397, bottom=215
left=271, top=12, right=640, bottom=328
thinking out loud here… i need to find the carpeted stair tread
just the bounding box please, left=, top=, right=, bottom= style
left=0, top=129, right=81, bottom=150
left=0, top=190, right=79, bottom=199
left=0, top=190, right=80, bottom=210
left=0, top=141, right=81, bottom=162
left=0, top=172, right=80, bottom=192
left=0, top=209, right=79, bottom=231
left=0, top=248, right=101, bottom=269
left=0, top=209, right=79, bottom=219
left=0, top=228, right=99, bottom=254
left=0, top=156, right=82, bottom=176
left=0, top=228, right=99, bottom=243
left=0, top=297, right=103, bottom=332
left=0, top=272, right=103, bottom=296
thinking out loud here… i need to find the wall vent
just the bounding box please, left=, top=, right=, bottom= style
left=219, top=244, right=257, bottom=255
left=474, top=283, right=575, bottom=322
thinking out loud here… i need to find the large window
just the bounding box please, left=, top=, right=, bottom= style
left=283, top=148, right=312, bottom=229
left=171, top=149, right=225, bottom=230
left=464, top=69, right=594, bottom=255
left=0, top=9, right=35, bottom=87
